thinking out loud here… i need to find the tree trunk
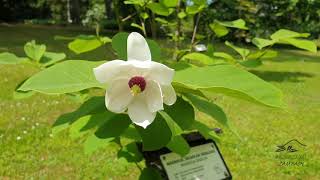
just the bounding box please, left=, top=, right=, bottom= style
left=113, top=0, right=123, bottom=31
left=150, top=12, right=157, bottom=39
left=104, top=0, right=113, bottom=19
left=71, top=0, right=81, bottom=24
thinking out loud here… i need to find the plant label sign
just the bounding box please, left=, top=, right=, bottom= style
left=140, top=132, right=232, bottom=180
left=160, top=142, right=230, bottom=180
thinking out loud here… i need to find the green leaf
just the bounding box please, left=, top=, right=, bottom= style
left=131, top=23, right=144, bottom=31
left=69, top=112, right=115, bottom=139
left=147, top=3, right=172, bottom=16
left=215, top=19, right=248, bottom=30
left=213, top=52, right=237, bottom=64
left=84, top=134, right=114, bottom=155
left=122, top=126, right=142, bottom=141
left=140, top=12, right=149, bottom=20
left=186, top=5, right=205, bottom=15
left=178, top=11, right=187, bottom=19
left=0, top=52, right=27, bottom=64
left=13, top=90, right=36, bottom=100
left=68, top=35, right=111, bottom=54
left=240, top=59, right=262, bottom=68
left=270, top=29, right=310, bottom=40
left=69, top=115, right=92, bottom=139
left=167, top=135, right=190, bottom=156
left=209, top=22, right=229, bottom=37
left=225, top=41, right=250, bottom=60
left=192, top=121, right=220, bottom=142
left=160, top=111, right=183, bottom=136
left=40, top=52, right=66, bottom=67
left=279, top=38, right=317, bottom=53
left=24, top=40, right=46, bottom=61
left=111, top=32, right=161, bottom=61
left=213, top=52, right=234, bottom=60
left=164, top=96, right=195, bottom=130
left=19, top=60, right=103, bottom=94
left=118, top=142, right=143, bottom=162
left=161, top=0, right=178, bottom=7
left=135, top=113, right=172, bottom=151
left=205, top=44, right=214, bottom=57
left=95, top=114, right=131, bottom=139
left=124, top=0, right=144, bottom=6
left=183, top=94, right=228, bottom=126
left=173, top=64, right=284, bottom=108
left=193, top=0, right=207, bottom=5
left=100, top=36, right=112, bottom=44
left=155, top=17, right=169, bottom=24
left=139, top=167, right=162, bottom=180
left=13, top=78, right=35, bottom=99
left=172, top=83, right=208, bottom=99
left=252, top=38, right=275, bottom=49
left=181, top=52, right=216, bottom=65
left=52, top=96, right=105, bottom=134
left=247, top=50, right=278, bottom=60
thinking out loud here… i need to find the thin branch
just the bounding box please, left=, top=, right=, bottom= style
left=190, top=13, right=201, bottom=51
left=122, top=12, right=137, bottom=22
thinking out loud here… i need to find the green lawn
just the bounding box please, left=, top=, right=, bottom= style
left=0, top=24, right=319, bottom=179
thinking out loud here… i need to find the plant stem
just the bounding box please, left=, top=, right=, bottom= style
left=190, top=12, right=201, bottom=51
left=122, top=12, right=137, bottom=22
left=174, top=0, right=182, bottom=60
left=140, top=17, right=147, bottom=37
left=95, top=23, right=100, bottom=37
left=150, top=11, right=157, bottom=39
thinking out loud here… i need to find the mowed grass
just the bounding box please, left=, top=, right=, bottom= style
left=0, top=24, right=319, bottom=179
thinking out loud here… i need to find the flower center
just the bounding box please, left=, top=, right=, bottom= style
left=128, top=76, right=146, bottom=95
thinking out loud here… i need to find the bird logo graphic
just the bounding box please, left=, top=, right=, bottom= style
left=276, top=139, right=306, bottom=153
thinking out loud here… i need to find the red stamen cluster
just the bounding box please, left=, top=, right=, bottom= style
left=128, top=76, right=146, bottom=92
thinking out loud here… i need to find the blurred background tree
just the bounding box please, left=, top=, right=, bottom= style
left=0, top=0, right=319, bottom=39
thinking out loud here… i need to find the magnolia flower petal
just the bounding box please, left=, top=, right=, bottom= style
left=147, top=61, right=175, bottom=85
left=93, top=60, right=128, bottom=84
left=161, top=85, right=177, bottom=105
left=128, top=96, right=156, bottom=129
left=105, top=78, right=133, bottom=113
left=127, top=32, right=151, bottom=61
left=144, top=80, right=163, bottom=112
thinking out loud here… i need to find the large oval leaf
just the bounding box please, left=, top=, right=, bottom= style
left=181, top=52, right=216, bottom=65
left=40, top=52, right=66, bottom=67
left=0, top=52, right=27, bottom=64
left=252, top=38, right=275, bottom=49
left=164, top=96, right=195, bottom=130
left=52, top=96, right=106, bottom=134
left=161, top=0, right=178, bottom=7
left=167, top=135, right=190, bottom=157
left=68, top=35, right=111, bottom=54
left=147, top=3, right=172, bottom=16
left=95, top=114, right=131, bottom=139
left=173, top=64, right=284, bottom=108
left=183, top=94, right=228, bottom=126
left=135, top=113, right=172, bottom=151
left=270, top=29, right=310, bottom=40
left=19, top=60, right=103, bottom=94
left=278, top=38, right=317, bottom=53
left=215, top=19, right=248, bottom=30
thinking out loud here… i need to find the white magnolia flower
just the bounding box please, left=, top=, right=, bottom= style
left=93, top=32, right=177, bottom=128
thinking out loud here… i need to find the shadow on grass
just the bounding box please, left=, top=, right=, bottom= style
left=250, top=70, right=315, bottom=82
